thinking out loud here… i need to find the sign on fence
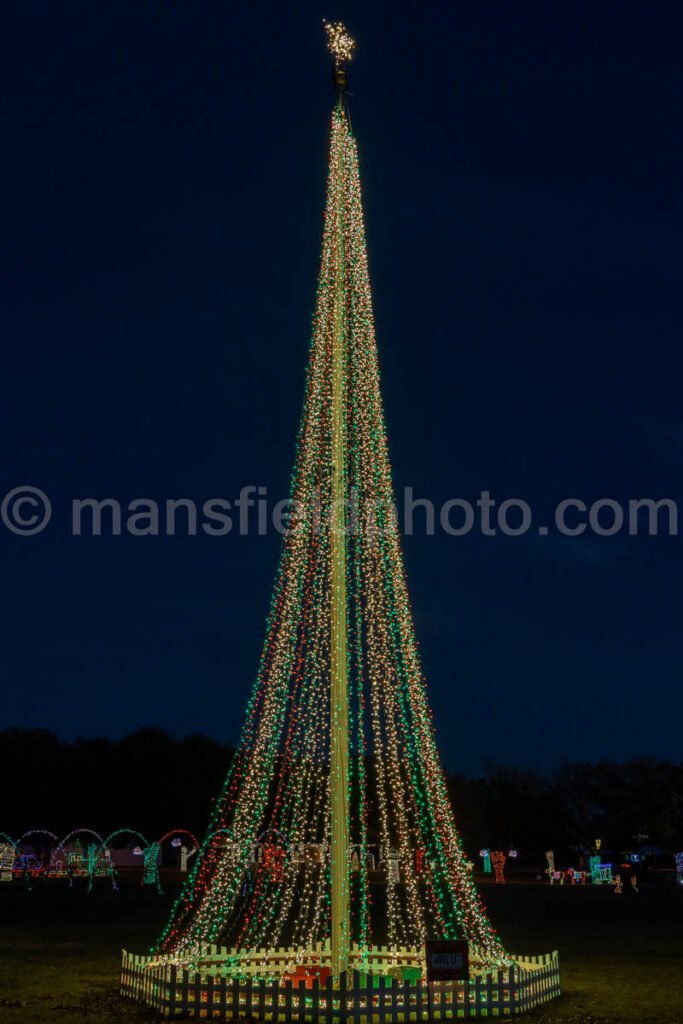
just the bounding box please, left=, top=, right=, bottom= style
left=425, top=939, right=469, bottom=981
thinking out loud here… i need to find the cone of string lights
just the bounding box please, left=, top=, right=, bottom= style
left=145, top=22, right=513, bottom=984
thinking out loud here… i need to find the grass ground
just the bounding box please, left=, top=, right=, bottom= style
left=0, top=880, right=681, bottom=1023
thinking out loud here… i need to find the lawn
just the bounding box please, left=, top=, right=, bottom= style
left=0, top=881, right=681, bottom=1023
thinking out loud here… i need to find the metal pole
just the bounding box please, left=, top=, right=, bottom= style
left=330, top=92, right=351, bottom=983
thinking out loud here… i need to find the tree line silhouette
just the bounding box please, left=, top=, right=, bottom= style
left=2, top=728, right=681, bottom=857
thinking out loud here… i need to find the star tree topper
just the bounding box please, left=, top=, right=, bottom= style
left=324, top=20, right=355, bottom=66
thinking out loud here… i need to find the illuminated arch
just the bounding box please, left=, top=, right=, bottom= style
left=102, top=827, right=149, bottom=855
left=19, top=827, right=59, bottom=845
left=99, top=828, right=151, bottom=891
left=20, top=829, right=59, bottom=869
left=13, top=829, right=59, bottom=879
left=157, top=828, right=200, bottom=849
left=60, top=826, right=106, bottom=848
left=58, top=828, right=110, bottom=888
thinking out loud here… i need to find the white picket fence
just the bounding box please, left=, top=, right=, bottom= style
left=120, top=948, right=560, bottom=1019
left=143, top=941, right=425, bottom=978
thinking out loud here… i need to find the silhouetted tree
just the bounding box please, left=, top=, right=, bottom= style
left=0, top=729, right=680, bottom=855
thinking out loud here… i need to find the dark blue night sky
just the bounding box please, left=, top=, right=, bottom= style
left=1, top=2, right=681, bottom=772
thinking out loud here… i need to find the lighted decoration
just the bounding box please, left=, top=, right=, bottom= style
left=114, top=33, right=566, bottom=1020
left=143, top=842, right=163, bottom=893
left=134, top=22, right=512, bottom=985
left=0, top=846, right=15, bottom=882
left=596, top=863, right=613, bottom=885
left=19, top=828, right=59, bottom=873
left=158, top=829, right=200, bottom=876
left=564, top=868, right=586, bottom=885
left=480, top=848, right=492, bottom=874
left=104, top=828, right=150, bottom=892
left=14, top=828, right=62, bottom=885
left=0, top=836, right=16, bottom=882
left=507, top=849, right=518, bottom=859
left=104, top=15, right=558, bottom=999
left=11, top=836, right=46, bottom=887
left=588, top=855, right=614, bottom=886
left=490, top=852, right=507, bottom=884
left=58, top=828, right=110, bottom=890
left=15, top=856, right=37, bottom=889
left=180, top=845, right=197, bottom=874
left=675, top=852, right=683, bottom=886
left=545, top=850, right=555, bottom=879
left=87, top=844, right=99, bottom=885
left=0, top=825, right=202, bottom=891
left=159, top=828, right=200, bottom=851
left=323, top=19, right=355, bottom=65
left=616, top=861, right=638, bottom=892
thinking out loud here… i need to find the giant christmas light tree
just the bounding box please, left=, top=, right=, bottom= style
left=153, top=23, right=509, bottom=981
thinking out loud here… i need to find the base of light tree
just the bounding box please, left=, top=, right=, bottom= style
left=120, top=947, right=560, bottom=1019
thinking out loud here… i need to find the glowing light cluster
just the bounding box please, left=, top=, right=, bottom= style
left=324, top=20, right=355, bottom=65
left=151, top=100, right=509, bottom=979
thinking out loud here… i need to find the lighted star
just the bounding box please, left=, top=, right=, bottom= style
left=324, top=20, right=355, bottom=65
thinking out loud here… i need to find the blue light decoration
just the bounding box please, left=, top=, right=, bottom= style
left=675, top=852, right=683, bottom=886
